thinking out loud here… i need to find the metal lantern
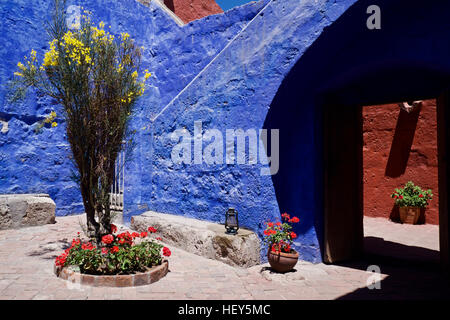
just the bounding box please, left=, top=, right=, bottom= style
left=225, top=208, right=239, bottom=234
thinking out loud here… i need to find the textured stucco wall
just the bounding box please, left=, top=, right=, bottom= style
left=363, top=100, right=439, bottom=225
left=143, top=0, right=358, bottom=263
left=2, top=0, right=450, bottom=264
left=141, top=0, right=450, bottom=263
left=0, top=0, right=266, bottom=215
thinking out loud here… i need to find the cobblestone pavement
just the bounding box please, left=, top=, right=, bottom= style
left=0, top=214, right=449, bottom=300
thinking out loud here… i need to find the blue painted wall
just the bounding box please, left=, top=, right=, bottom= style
left=0, top=0, right=266, bottom=214
left=3, top=0, right=450, bottom=263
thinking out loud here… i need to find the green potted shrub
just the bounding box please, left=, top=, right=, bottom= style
left=263, top=213, right=300, bottom=273
left=391, top=181, right=433, bottom=224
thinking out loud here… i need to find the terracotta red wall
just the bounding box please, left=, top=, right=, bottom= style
left=363, top=100, right=439, bottom=224
left=163, top=0, right=223, bottom=23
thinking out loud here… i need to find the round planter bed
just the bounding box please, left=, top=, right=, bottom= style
left=54, top=260, right=169, bottom=287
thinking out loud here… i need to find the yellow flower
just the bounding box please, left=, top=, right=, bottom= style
left=51, top=122, right=58, bottom=127
left=144, top=69, right=151, bottom=80
left=131, top=70, right=138, bottom=79
left=30, top=49, right=37, bottom=61
left=17, top=62, right=26, bottom=71
left=99, top=21, right=105, bottom=29
left=50, top=111, right=57, bottom=118
left=121, top=32, right=130, bottom=41
left=43, top=39, right=59, bottom=67
left=14, top=72, right=23, bottom=77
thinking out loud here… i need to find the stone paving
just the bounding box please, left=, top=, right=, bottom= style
left=0, top=214, right=449, bottom=300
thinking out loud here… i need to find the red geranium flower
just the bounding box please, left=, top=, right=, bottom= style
left=101, top=234, right=114, bottom=245
left=101, top=248, right=109, bottom=254
left=290, top=217, right=300, bottom=223
left=156, top=237, right=162, bottom=241
left=140, top=231, right=148, bottom=238
left=111, top=246, right=119, bottom=253
left=148, top=226, right=157, bottom=233
left=81, top=242, right=95, bottom=250
left=290, top=232, right=297, bottom=239
left=281, top=213, right=290, bottom=220
left=162, top=247, right=171, bottom=257
left=131, top=232, right=140, bottom=238
left=419, top=194, right=423, bottom=198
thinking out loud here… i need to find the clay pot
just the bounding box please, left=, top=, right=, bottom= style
left=399, top=206, right=421, bottom=224
left=267, top=249, right=299, bottom=273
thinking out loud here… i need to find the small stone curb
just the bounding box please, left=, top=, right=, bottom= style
left=54, top=260, right=169, bottom=287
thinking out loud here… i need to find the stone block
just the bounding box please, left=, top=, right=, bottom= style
left=131, top=211, right=260, bottom=267
left=0, top=194, right=56, bottom=230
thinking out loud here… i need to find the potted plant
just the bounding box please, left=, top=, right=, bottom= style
left=54, top=224, right=171, bottom=280
left=263, top=213, right=300, bottom=273
left=391, top=181, right=433, bottom=224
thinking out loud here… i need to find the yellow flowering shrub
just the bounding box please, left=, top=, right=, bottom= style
left=10, top=0, right=152, bottom=242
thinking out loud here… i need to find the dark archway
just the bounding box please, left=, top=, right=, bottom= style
left=263, top=0, right=450, bottom=268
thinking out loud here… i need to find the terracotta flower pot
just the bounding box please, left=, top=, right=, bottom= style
left=399, top=206, right=421, bottom=224
left=267, top=249, right=299, bottom=273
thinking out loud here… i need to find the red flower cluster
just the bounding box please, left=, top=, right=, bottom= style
left=289, top=217, right=299, bottom=223
left=271, top=241, right=291, bottom=254
left=101, top=234, right=114, bottom=245
left=111, top=246, right=119, bottom=253
left=281, top=213, right=300, bottom=224
left=81, top=242, right=96, bottom=251
left=131, top=232, right=140, bottom=238
left=162, top=247, right=171, bottom=257
left=140, top=231, right=148, bottom=238
left=263, top=212, right=300, bottom=254
left=117, top=232, right=133, bottom=245
left=148, top=226, right=157, bottom=233
left=263, top=229, right=277, bottom=236
left=55, top=253, right=67, bottom=266
left=55, top=236, right=82, bottom=266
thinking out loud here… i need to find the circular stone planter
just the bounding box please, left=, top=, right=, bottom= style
left=54, top=260, right=169, bottom=287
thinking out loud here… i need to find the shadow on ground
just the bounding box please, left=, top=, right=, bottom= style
left=26, top=239, right=71, bottom=260
left=335, top=236, right=450, bottom=300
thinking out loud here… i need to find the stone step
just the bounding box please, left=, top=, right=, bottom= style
left=0, top=194, right=56, bottom=230
left=131, top=211, right=260, bottom=268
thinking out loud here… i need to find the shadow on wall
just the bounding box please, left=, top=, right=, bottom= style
left=262, top=0, right=450, bottom=261
left=385, top=105, right=421, bottom=178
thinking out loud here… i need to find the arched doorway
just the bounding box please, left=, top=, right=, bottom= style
left=263, top=0, right=450, bottom=269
